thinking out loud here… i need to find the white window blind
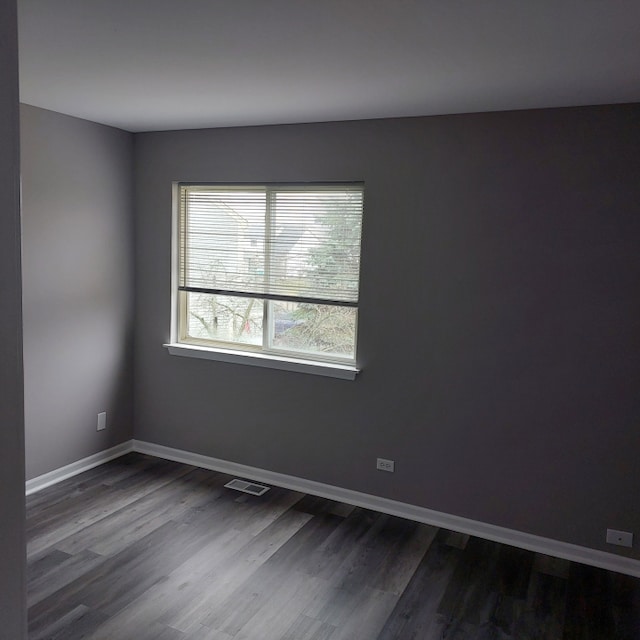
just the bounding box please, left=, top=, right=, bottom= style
left=178, top=184, right=363, bottom=306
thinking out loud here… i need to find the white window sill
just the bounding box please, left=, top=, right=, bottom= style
left=164, top=343, right=360, bottom=380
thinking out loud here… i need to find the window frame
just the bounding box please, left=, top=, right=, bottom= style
left=166, top=182, right=363, bottom=379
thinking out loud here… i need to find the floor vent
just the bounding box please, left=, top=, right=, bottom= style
left=224, top=478, right=270, bottom=496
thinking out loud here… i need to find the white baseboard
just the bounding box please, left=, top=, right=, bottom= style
left=25, top=437, right=640, bottom=578
left=25, top=441, right=134, bottom=496
left=132, top=439, right=640, bottom=578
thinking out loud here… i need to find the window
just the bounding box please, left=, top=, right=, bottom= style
left=170, top=183, right=364, bottom=376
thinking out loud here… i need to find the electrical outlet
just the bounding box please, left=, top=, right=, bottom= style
left=97, top=412, right=107, bottom=431
left=606, top=528, right=633, bottom=548
left=376, top=458, right=395, bottom=472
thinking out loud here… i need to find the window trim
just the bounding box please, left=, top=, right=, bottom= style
left=169, top=182, right=363, bottom=377
left=163, top=342, right=359, bottom=380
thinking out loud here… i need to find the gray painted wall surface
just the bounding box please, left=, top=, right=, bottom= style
left=21, top=105, right=135, bottom=480
left=134, top=105, right=640, bottom=558
left=0, top=0, right=26, bottom=636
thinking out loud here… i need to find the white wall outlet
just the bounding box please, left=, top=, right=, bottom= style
left=376, top=458, right=395, bottom=472
left=97, top=412, right=107, bottom=431
left=606, top=528, right=633, bottom=548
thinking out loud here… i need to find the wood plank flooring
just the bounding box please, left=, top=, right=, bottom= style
left=26, top=453, right=640, bottom=639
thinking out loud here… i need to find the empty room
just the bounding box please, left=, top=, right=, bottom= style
left=1, top=1, right=640, bottom=638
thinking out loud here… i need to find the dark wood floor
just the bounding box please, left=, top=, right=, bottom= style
left=27, top=453, right=640, bottom=640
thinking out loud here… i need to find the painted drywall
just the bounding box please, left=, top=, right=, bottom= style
left=0, top=1, right=26, bottom=637
left=21, top=105, right=135, bottom=480
left=133, top=105, right=640, bottom=559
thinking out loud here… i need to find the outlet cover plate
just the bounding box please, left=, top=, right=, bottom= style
left=97, top=412, right=107, bottom=431
left=376, top=458, right=395, bottom=472
left=606, top=528, right=633, bottom=548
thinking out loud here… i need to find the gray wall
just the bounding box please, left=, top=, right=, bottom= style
left=0, top=0, right=26, bottom=636
left=133, top=104, right=640, bottom=558
left=21, top=105, right=135, bottom=480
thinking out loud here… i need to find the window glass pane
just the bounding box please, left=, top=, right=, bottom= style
left=270, top=300, right=357, bottom=359
left=184, top=189, right=266, bottom=292
left=270, top=190, right=363, bottom=303
left=185, top=292, right=263, bottom=346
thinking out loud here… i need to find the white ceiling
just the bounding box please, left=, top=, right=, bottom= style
left=18, top=0, right=640, bottom=132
